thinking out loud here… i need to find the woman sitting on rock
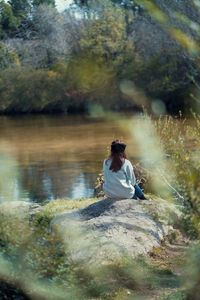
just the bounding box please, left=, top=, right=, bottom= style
left=103, top=140, right=147, bottom=200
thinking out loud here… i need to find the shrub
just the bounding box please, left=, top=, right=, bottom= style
left=154, top=113, right=200, bottom=237
left=0, top=68, right=67, bottom=113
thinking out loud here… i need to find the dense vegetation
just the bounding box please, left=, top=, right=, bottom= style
left=0, top=0, right=200, bottom=114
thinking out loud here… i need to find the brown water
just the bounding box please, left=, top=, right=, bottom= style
left=0, top=114, right=140, bottom=203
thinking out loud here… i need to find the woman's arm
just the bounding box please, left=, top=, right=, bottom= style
left=125, top=160, right=136, bottom=186
left=103, top=159, right=106, bottom=178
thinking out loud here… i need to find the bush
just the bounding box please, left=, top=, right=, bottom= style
left=154, top=113, right=200, bottom=237
left=0, top=42, right=19, bottom=70
left=0, top=68, right=67, bottom=113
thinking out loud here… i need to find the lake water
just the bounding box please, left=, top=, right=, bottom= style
left=0, top=114, right=141, bottom=204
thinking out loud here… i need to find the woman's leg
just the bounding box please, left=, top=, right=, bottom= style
left=132, top=193, right=137, bottom=200
left=134, top=184, right=146, bottom=200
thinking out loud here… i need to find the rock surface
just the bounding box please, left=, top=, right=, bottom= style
left=51, top=197, right=181, bottom=263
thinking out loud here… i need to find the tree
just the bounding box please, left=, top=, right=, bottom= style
left=8, top=0, right=31, bottom=18
left=62, top=10, right=84, bottom=53
left=3, top=6, right=81, bottom=68
left=0, top=1, right=17, bottom=38
left=32, top=0, right=55, bottom=7
left=7, top=0, right=55, bottom=37
left=79, top=4, right=133, bottom=66
left=73, top=0, right=143, bottom=34
left=74, top=0, right=140, bottom=10
left=4, top=0, right=56, bottom=39
left=31, top=5, right=70, bottom=65
left=0, top=41, right=19, bottom=69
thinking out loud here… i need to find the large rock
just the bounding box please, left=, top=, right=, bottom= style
left=51, top=197, right=181, bottom=264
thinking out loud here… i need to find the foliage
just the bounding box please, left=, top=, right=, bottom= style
left=65, top=52, right=119, bottom=105
left=74, top=0, right=142, bottom=12
left=2, top=0, right=56, bottom=41
left=154, top=113, right=200, bottom=237
left=0, top=0, right=18, bottom=38
left=157, top=291, right=186, bottom=300
left=8, top=0, right=55, bottom=18
left=0, top=0, right=199, bottom=113
left=79, top=4, right=133, bottom=67
left=121, top=48, right=195, bottom=101
left=32, top=0, right=55, bottom=7
left=0, top=68, right=66, bottom=113
left=0, top=41, right=19, bottom=69
left=183, top=242, right=200, bottom=300
left=31, top=5, right=70, bottom=65
left=8, top=0, right=31, bottom=18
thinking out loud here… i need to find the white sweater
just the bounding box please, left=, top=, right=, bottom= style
left=103, top=159, right=136, bottom=199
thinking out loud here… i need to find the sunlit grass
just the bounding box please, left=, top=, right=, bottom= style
left=34, top=197, right=100, bottom=228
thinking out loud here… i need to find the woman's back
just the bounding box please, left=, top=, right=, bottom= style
left=103, top=158, right=136, bottom=199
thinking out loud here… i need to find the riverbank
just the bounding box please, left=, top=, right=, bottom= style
left=0, top=196, right=192, bottom=299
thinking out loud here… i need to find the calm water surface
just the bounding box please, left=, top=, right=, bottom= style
left=0, top=114, right=140, bottom=204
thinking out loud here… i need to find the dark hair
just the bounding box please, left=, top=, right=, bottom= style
left=107, top=140, right=127, bottom=172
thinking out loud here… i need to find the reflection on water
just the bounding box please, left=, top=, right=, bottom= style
left=18, top=161, right=99, bottom=202
left=0, top=114, right=139, bottom=204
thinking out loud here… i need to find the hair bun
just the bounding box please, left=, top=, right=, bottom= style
left=111, top=141, right=126, bottom=153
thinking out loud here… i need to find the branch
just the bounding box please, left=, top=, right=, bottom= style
left=138, top=165, right=184, bottom=201
left=157, top=168, right=184, bottom=201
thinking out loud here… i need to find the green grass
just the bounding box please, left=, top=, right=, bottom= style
left=34, top=197, right=100, bottom=230
left=157, top=290, right=187, bottom=300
